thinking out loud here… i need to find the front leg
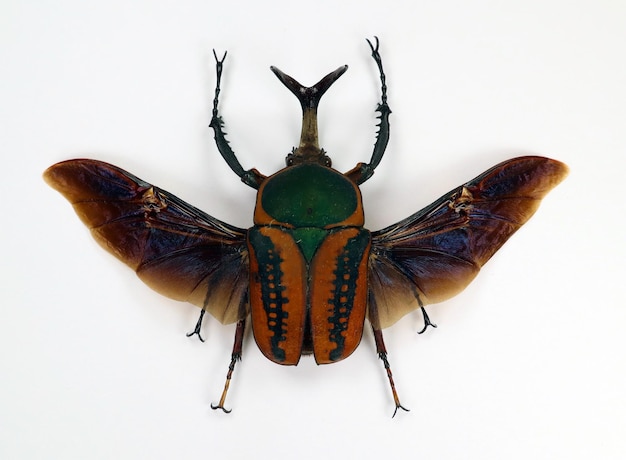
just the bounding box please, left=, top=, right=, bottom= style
left=209, top=50, right=266, bottom=189
left=346, top=37, right=392, bottom=185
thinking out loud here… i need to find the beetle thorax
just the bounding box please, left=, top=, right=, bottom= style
left=253, top=163, right=364, bottom=228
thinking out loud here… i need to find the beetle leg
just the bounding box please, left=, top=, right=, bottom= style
left=417, top=306, right=437, bottom=334
left=209, top=50, right=265, bottom=189
left=347, top=37, right=392, bottom=185
left=186, top=308, right=207, bottom=342
left=369, top=290, right=409, bottom=416
left=211, top=318, right=246, bottom=413
left=372, top=328, right=410, bottom=417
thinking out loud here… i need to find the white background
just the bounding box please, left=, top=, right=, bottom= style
left=2, top=1, right=625, bottom=459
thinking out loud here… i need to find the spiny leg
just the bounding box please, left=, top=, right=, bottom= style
left=208, top=50, right=264, bottom=189
left=186, top=309, right=206, bottom=342
left=372, top=328, right=409, bottom=417
left=347, top=37, right=392, bottom=185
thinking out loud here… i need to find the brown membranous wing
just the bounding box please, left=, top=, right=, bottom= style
left=369, top=156, right=568, bottom=329
left=44, top=159, right=249, bottom=324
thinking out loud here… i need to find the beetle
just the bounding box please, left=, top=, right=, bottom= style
left=44, top=38, right=568, bottom=415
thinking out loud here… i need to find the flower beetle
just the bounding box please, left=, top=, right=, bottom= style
left=44, top=38, right=568, bottom=415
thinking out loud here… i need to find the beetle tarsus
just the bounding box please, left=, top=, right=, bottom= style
left=372, top=328, right=409, bottom=416
left=211, top=319, right=245, bottom=414
left=392, top=403, right=411, bottom=418
left=211, top=354, right=239, bottom=414
left=186, top=309, right=207, bottom=342
left=211, top=50, right=227, bottom=119
left=377, top=351, right=410, bottom=417
left=210, top=403, right=232, bottom=414
left=417, top=306, right=437, bottom=334
left=366, top=37, right=388, bottom=105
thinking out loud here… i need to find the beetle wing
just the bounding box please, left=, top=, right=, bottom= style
left=44, top=159, right=249, bottom=324
left=248, top=226, right=307, bottom=365
left=369, top=156, right=568, bottom=329
left=309, top=228, right=371, bottom=364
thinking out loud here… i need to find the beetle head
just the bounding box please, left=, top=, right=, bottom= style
left=271, top=65, right=348, bottom=167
